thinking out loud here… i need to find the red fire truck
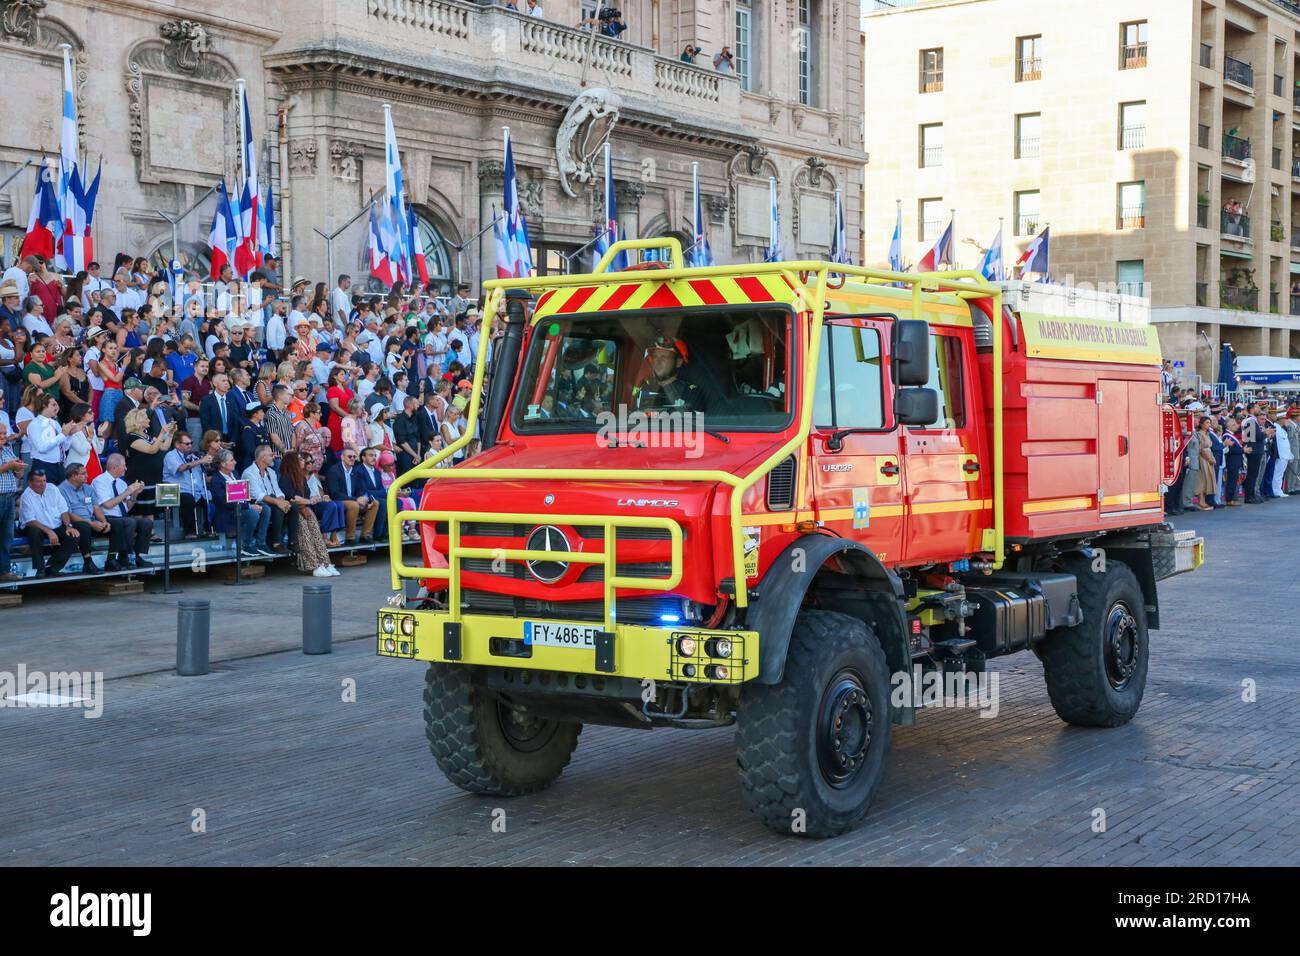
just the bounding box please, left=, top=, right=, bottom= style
left=378, top=239, right=1202, bottom=837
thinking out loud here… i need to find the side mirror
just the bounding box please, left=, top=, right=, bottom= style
left=891, top=319, right=931, bottom=387
left=895, top=387, right=939, bottom=427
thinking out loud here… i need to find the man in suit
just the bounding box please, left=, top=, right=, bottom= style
left=324, top=448, right=380, bottom=544
left=418, top=391, right=441, bottom=456
left=1241, top=411, right=1265, bottom=504
left=113, top=377, right=148, bottom=448
left=358, top=446, right=390, bottom=541
left=198, top=372, right=241, bottom=445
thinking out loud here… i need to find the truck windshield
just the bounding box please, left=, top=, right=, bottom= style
left=512, top=306, right=793, bottom=432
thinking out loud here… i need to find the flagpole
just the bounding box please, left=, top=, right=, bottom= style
left=236, top=79, right=247, bottom=189
left=996, top=216, right=1004, bottom=281
left=691, top=161, right=700, bottom=266
left=949, top=207, right=956, bottom=268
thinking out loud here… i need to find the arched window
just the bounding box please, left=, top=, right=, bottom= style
left=148, top=241, right=211, bottom=280
left=364, top=208, right=455, bottom=295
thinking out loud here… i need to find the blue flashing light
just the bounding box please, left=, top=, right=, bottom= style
left=659, top=613, right=681, bottom=624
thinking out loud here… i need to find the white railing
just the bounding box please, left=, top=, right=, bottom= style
left=368, top=0, right=472, bottom=40
left=654, top=58, right=722, bottom=103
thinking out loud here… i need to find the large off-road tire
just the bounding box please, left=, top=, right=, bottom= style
left=423, top=663, right=582, bottom=796
left=1040, top=560, right=1149, bottom=728
left=736, top=609, right=893, bottom=838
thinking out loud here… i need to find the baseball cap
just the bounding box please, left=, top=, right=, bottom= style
left=124, top=376, right=145, bottom=390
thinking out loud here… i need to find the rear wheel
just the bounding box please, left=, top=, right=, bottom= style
left=1040, top=560, right=1149, bottom=727
left=736, top=610, right=893, bottom=838
left=423, top=663, right=582, bottom=796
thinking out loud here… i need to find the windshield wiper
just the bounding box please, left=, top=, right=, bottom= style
left=704, top=429, right=731, bottom=444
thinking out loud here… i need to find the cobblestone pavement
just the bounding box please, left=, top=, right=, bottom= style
left=1, top=500, right=1297, bottom=866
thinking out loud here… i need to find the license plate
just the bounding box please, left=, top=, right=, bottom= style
left=523, top=621, right=598, bottom=649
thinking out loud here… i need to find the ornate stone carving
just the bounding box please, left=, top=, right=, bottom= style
left=737, top=143, right=769, bottom=176
left=767, top=100, right=782, bottom=126
left=707, top=193, right=728, bottom=226
left=792, top=107, right=807, bottom=132
left=158, top=19, right=211, bottom=75
left=519, top=176, right=545, bottom=217
left=0, top=0, right=46, bottom=44
left=288, top=138, right=317, bottom=176
left=330, top=141, right=364, bottom=182
left=555, top=87, right=621, bottom=198
left=477, top=159, right=504, bottom=190
left=615, top=180, right=645, bottom=211
left=804, top=156, right=828, bottom=188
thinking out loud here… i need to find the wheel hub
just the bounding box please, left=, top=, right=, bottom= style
left=1104, top=602, right=1140, bottom=690
left=496, top=702, right=558, bottom=753
left=816, top=672, right=873, bottom=788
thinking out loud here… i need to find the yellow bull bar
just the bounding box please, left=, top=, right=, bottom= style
left=391, top=510, right=682, bottom=631
left=386, top=237, right=1005, bottom=617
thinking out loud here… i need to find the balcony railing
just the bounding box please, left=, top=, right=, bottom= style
left=1200, top=43, right=1213, bottom=69
left=920, top=68, right=943, bottom=92
left=1016, top=57, right=1041, bottom=81
left=1220, top=285, right=1259, bottom=309
left=1198, top=123, right=1211, bottom=149
left=1222, top=133, right=1252, bottom=161
left=1224, top=54, right=1254, bottom=88
left=1017, top=136, right=1040, bottom=158
left=1291, top=230, right=1300, bottom=248
left=1221, top=208, right=1250, bottom=237
left=1197, top=201, right=1209, bottom=228
left=1196, top=282, right=1208, bottom=306
left=921, top=145, right=943, bottom=167
left=1272, top=291, right=1280, bottom=311
left=1122, top=43, right=1148, bottom=69
left=1292, top=157, right=1300, bottom=178
left=1120, top=125, right=1146, bottom=149
left=1017, top=214, right=1040, bottom=236
left=1118, top=205, right=1146, bottom=229
left=1292, top=293, right=1300, bottom=314
left=921, top=219, right=944, bottom=241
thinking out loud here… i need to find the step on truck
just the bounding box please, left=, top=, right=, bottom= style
left=379, top=238, right=1203, bottom=838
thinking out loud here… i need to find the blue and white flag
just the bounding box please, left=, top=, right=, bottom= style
left=888, top=203, right=903, bottom=272
left=764, top=176, right=782, bottom=262
left=383, top=105, right=410, bottom=286
left=978, top=224, right=1004, bottom=281
left=261, top=177, right=277, bottom=261
left=57, top=44, right=78, bottom=270
left=596, top=143, right=628, bottom=272
left=830, top=189, right=852, bottom=265
left=688, top=162, right=713, bottom=268
left=498, top=128, right=534, bottom=278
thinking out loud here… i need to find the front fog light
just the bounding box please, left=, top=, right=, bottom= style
left=676, top=637, right=697, bottom=657
left=382, top=617, right=396, bottom=634
left=384, top=637, right=396, bottom=653
left=706, top=638, right=732, bottom=659
left=682, top=663, right=696, bottom=678
left=400, top=617, right=415, bottom=636
left=705, top=664, right=730, bottom=681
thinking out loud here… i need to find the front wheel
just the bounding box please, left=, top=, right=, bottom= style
left=423, top=663, right=582, bottom=796
left=1040, top=560, right=1149, bottom=727
left=736, top=609, right=893, bottom=838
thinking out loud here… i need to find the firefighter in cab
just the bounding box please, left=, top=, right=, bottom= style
left=635, top=336, right=704, bottom=413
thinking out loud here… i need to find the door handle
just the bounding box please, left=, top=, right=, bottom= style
left=880, top=462, right=900, bottom=476
left=1119, top=435, right=1130, bottom=456
left=962, top=461, right=980, bottom=474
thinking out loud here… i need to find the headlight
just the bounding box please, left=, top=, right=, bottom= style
left=706, top=638, right=732, bottom=659
left=681, top=663, right=696, bottom=678
left=676, top=636, right=697, bottom=657
left=400, top=617, right=415, bottom=636
left=382, top=617, right=396, bottom=634
left=384, top=637, right=396, bottom=653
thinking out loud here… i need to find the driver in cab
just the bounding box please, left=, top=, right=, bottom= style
left=634, top=336, right=704, bottom=413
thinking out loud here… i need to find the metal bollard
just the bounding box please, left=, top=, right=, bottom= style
left=302, top=584, right=332, bottom=655
left=176, top=599, right=211, bottom=676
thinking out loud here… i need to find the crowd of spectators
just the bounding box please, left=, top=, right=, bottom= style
left=0, top=252, right=501, bottom=582
left=1163, top=373, right=1300, bottom=513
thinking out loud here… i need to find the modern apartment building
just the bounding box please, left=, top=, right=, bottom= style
left=863, top=0, right=1300, bottom=379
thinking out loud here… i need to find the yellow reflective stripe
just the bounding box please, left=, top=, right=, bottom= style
left=908, top=498, right=993, bottom=515
left=1102, top=491, right=1163, bottom=506
left=1023, top=496, right=1094, bottom=514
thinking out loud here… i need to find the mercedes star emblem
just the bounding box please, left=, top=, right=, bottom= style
left=526, top=525, right=570, bottom=583
left=543, top=493, right=555, bottom=506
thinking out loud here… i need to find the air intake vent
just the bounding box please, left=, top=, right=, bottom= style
left=766, top=456, right=796, bottom=511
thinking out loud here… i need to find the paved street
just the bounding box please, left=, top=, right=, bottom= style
left=1, top=501, right=1297, bottom=866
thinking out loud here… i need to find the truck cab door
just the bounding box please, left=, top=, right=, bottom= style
left=901, top=328, right=989, bottom=563
left=810, top=317, right=905, bottom=565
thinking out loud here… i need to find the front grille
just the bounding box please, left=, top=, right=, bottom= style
left=460, top=589, right=682, bottom=625
left=440, top=522, right=678, bottom=541
left=462, top=557, right=526, bottom=579
left=766, top=456, right=796, bottom=510
left=576, top=561, right=675, bottom=583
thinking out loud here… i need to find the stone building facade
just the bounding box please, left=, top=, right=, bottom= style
left=0, top=0, right=865, bottom=296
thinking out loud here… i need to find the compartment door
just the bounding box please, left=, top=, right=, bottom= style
left=1097, top=379, right=1132, bottom=513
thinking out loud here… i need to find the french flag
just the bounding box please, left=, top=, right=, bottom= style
left=407, top=205, right=429, bottom=288
left=62, top=160, right=101, bottom=273
left=234, top=85, right=260, bottom=278
left=1016, top=225, right=1050, bottom=275
left=917, top=217, right=953, bottom=272
left=207, top=180, right=240, bottom=279
left=20, top=161, right=61, bottom=261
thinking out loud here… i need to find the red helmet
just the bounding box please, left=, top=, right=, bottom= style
left=646, top=335, right=688, bottom=362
